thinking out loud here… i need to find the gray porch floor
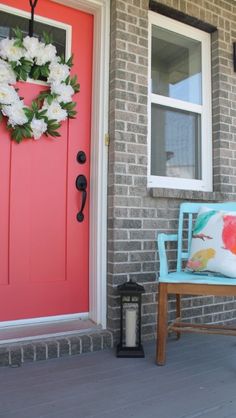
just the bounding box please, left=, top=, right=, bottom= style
left=1, top=333, right=236, bottom=418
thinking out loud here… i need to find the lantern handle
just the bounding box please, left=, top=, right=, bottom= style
left=28, top=0, right=39, bottom=37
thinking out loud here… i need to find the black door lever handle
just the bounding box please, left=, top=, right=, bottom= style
left=76, top=175, right=87, bottom=222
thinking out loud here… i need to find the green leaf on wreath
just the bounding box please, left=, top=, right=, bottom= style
left=48, top=130, right=61, bottom=137
left=14, top=39, right=24, bottom=48
left=37, top=90, right=51, bottom=102
left=11, top=128, right=23, bottom=143
left=23, top=125, right=33, bottom=138
left=46, top=119, right=61, bottom=137
left=46, top=95, right=54, bottom=105
left=23, top=108, right=34, bottom=121
left=10, top=61, right=18, bottom=70
left=60, top=54, right=65, bottom=64
left=67, top=111, right=77, bottom=118
left=21, top=58, right=32, bottom=71
left=11, top=123, right=33, bottom=143
left=40, top=65, right=50, bottom=78
left=69, top=75, right=80, bottom=93
left=65, top=75, right=70, bottom=85
left=13, top=27, right=23, bottom=41
left=61, top=101, right=77, bottom=111
left=31, top=66, right=41, bottom=80
left=38, top=109, right=48, bottom=119
left=31, top=101, right=39, bottom=113
left=66, top=55, right=73, bottom=68
left=42, top=31, right=53, bottom=46
left=48, top=122, right=61, bottom=130
left=19, top=68, right=28, bottom=81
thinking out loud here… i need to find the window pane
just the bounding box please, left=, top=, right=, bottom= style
left=151, top=26, right=202, bottom=105
left=151, top=104, right=201, bottom=180
left=0, top=10, right=66, bottom=58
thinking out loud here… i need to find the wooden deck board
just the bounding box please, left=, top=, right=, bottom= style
left=0, top=334, right=236, bottom=418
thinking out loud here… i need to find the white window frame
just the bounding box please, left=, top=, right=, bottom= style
left=148, top=12, right=212, bottom=192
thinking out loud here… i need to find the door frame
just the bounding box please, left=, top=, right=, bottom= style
left=51, top=0, right=110, bottom=329
left=0, top=0, right=109, bottom=329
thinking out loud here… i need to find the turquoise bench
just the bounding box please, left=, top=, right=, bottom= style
left=156, top=201, right=236, bottom=365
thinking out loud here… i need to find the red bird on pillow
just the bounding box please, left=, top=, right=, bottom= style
left=222, top=215, right=236, bottom=255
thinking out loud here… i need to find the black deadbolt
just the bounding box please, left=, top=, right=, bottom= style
left=77, top=151, right=86, bottom=164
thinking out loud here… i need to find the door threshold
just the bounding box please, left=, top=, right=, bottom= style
left=0, top=318, right=101, bottom=345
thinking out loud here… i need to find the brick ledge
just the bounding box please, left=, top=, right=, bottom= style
left=0, top=330, right=114, bottom=367
left=151, top=188, right=234, bottom=202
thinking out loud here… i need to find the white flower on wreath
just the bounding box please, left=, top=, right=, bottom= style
left=51, top=82, right=74, bottom=103
left=30, top=117, right=48, bottom=140
left=43, top=101, right=67, bottom=122
left=0, top=38, right=24, bottom=62
left=0, top=84, right=19, bottom=105
left=35, top=43, right=58, bottom=66
left=23, top=36, right=40, bottom=61
left=0, top=59, right=16, bottom=84
left=48, top=63, right=70, bottom=84
left=2, top=101, right=28, bottom=127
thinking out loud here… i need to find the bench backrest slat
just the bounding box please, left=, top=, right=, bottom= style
left=176, top=201, right=236, bottom=272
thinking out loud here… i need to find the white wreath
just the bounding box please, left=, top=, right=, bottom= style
left=0, top=29, right=79, bottom=142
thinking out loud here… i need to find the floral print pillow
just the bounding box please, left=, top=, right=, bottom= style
left=186, top=207, right=236, bottom=278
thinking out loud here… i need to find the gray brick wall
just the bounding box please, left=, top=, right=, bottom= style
left=108, top=0, right=236, bottom=342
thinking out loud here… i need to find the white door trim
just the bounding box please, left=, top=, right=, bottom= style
left=0, top=0, right=109, bottom=330
left=53, top=0, right=110, bottom=329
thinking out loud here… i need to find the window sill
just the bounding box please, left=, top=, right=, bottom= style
left=151, top=188, right=231, bottom=202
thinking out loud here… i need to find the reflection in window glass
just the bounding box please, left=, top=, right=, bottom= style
left=151, top=26, right=202, bottom=105
left=0, top=10, right=66, bottom=58
left=151, top=104, right=201, bottom=180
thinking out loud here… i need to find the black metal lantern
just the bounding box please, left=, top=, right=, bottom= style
left=116, top=279, right=145, bottom=358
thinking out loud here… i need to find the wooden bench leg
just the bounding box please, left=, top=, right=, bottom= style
left=156, top=283, right=168, bottom=366
left=176, top=294, right=181, bottom=340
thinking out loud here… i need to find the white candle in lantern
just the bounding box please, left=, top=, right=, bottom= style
left=125, top=308, right=137, bottom=347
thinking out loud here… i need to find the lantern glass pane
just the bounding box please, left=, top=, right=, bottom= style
left=131, top=296, right=139, bottom=302
left=122, top=296, right=131, bottom=302
left=123, top=303, right=138, bottom=347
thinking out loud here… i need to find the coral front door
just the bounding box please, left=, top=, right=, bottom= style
left=0, top=0, right=93, bottom=321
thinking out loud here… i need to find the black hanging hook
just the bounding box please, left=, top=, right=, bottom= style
left=28, top=0, right=39, bottom=37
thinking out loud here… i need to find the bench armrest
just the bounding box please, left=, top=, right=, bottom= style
left=157, top=233, right=178, bottom=277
